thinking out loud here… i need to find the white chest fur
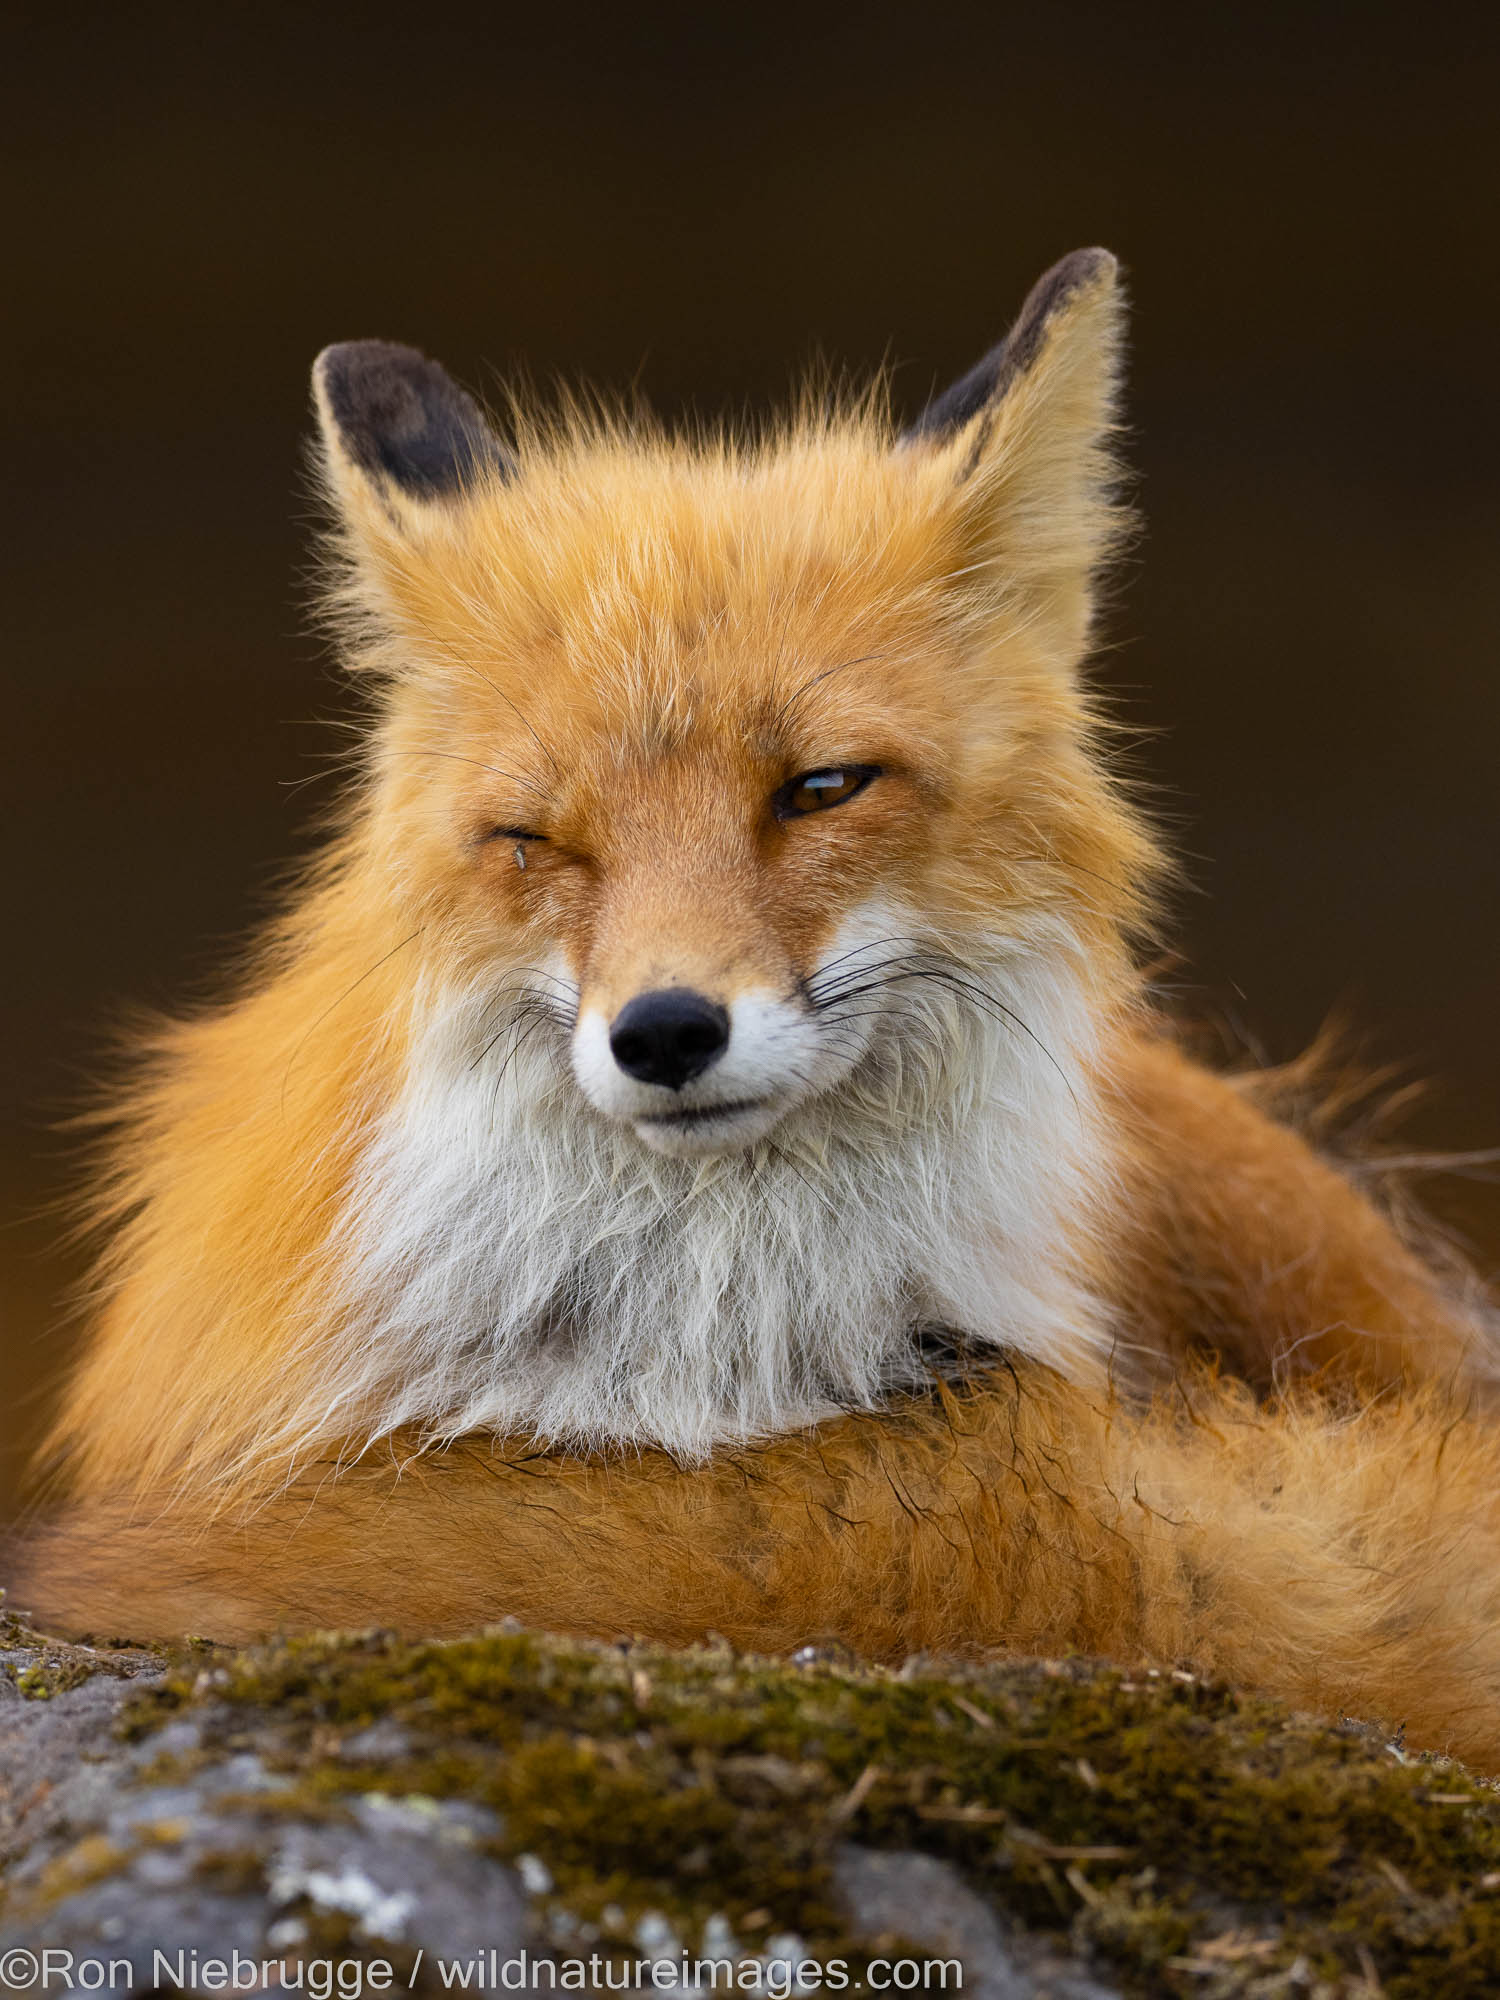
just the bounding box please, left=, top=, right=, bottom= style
left=319, top=934, right=1112, bottom=1459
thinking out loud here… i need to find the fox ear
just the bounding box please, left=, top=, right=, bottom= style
left=312, top=340, right=512, bottom=533
left=903, top=248, right=1125, bottom=663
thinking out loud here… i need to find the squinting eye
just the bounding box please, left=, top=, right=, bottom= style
left=773, top=765, right=881, bottom=820
left=482, top=825, right=548, bottom=872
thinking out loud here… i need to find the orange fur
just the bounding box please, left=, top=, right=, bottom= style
left=17, top=1365, right=1500, bottom=1768
left=7, top=251, right=1497, bottom=1762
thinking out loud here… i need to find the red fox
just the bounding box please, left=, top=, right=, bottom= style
left=11, top=249, right=1500, bottom=1762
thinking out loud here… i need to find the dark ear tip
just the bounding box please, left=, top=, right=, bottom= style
left=313, top=339, right=510, bottom=499
left=1027, top=248, right=1120, bottom=314
left=901, top=247, right=1123, bottom=445
left=313, top=339, right=437, bottom=399
left=1055, top=246, right=1118, bottom=286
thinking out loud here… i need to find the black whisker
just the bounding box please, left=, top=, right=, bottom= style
left=280, top=929, right=425, bottom=1119
left=801, top=932, right=919, bottom=990
left=470, top=993, right=572, bottom=1073
left=769, top=652, right=885, bottom=736
left=764, top=1138, right=842, bottom=1222
left=807, top=946, right=1080, bottom=1108
left=420, top=631, right=564, bottom=781
left=385, top=748, right=552, bottom=804
left=500, top=964, right=580, bottom=1006
left=491, top=1010, right=556, bottom=1097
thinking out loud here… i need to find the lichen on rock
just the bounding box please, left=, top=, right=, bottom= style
left=4, top=1614, right=1500, bottom=1997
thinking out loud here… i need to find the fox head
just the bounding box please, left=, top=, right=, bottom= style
left=42, top=251, right=1170, bottom=1487
left=312, top=249, right=1155, bottom=1163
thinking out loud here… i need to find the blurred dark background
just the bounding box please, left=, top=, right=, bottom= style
left=4, top=2, right=1498, bottom=1514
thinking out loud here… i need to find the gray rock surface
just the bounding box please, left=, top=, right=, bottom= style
left=1, top=1650, right=1124, bottom=2000
left=833, top=1847, right=1122, bottom=2000
left=2, top=1670, right=529, bottom=1989
left=34, top=1624, right=1450, bottom=1996
left=0, top=1637, right=164, bottom=1867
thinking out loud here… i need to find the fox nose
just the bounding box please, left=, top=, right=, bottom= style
left=609, top=989, right=730, bottom=1090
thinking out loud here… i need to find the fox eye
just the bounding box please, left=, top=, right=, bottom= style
left=773, top=765, right=881, bottom=820
left=483, top=825, right=547, bottom=872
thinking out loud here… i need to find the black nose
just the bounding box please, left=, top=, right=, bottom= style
left=609, top=989, right=730, bottom=1090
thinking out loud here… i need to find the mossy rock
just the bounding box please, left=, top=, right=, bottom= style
left=5, top=1617, right=1500, bottom=1996
left=1, top=1606, right=162, bottom=1702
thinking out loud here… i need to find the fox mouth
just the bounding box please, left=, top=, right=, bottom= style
left=629, top=1096, right=785, bottom=1155
left=635, top=1098, right=767, bottom=1129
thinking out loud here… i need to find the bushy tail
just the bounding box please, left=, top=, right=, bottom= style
left=8, top=1364, right=1500, bottom=1767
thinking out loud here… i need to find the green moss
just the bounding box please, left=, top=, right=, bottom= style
left=2, top=1593, right=166, bottom=1699
left=6, top=1654, right=102, bottom=1700
left=113, top=1632, right=1500, bottom=1996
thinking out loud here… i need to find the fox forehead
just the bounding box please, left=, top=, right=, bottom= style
left=374, top=434, right=978, bottom=741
